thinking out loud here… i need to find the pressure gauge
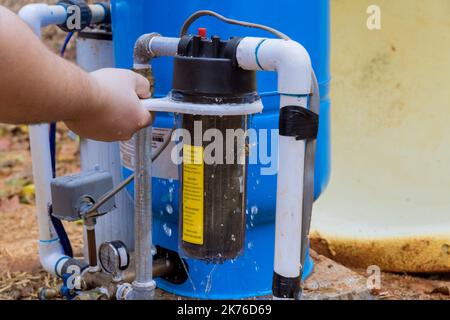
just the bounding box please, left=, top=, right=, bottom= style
left=99, top=241, right=130, bottom=276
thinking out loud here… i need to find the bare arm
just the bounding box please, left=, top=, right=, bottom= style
left=0, top=6, right=151, bottom=141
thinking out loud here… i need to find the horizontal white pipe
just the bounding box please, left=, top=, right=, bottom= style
left=18, top=4, right=67, bottom=37
left=89, top=4, right=106, bottom=24
left=236, top=38, right=312, bottom=283
left=19, top=4, right=69, bottom=276
left=148, top=36, right=180, bottom=58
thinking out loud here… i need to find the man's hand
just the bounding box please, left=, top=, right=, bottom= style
left=65, top=68, right=153, bottom=142
left=0, top=7, right=153, bottom=141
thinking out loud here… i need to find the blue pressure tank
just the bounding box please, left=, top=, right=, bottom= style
left=110, top=0, right=330, bottom=299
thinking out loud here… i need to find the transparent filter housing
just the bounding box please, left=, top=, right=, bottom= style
left=178, top=113, right=249, bottom=263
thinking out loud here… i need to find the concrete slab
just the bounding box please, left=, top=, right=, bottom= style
left=153, top=250, right=373, bottom=300
left=302, top=250, right=372, bottom=300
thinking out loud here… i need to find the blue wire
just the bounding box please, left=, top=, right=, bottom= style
left=60, top=32, right=74, bottom=57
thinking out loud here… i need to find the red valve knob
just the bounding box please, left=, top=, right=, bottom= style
left=198, top=27, right=207, bottom=38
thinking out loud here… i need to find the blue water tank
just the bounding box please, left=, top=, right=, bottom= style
left=111, top=0, right=330, bottom=299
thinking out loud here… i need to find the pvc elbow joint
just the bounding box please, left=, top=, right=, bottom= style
left=236, top=38, right=313, bottom=95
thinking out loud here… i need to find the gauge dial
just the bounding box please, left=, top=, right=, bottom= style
left=99, top=241, right=130, bottom=275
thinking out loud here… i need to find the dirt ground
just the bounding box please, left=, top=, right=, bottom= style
left=0, top=0, right=450, bottom=301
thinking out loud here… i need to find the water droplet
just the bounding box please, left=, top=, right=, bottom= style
left=163, top=223, right=172, bottom=237
left=166, top=204, right=173, bottom=215
left=231, top=234, right=236, bottom=242
left=168, top=186, right=174, bottom=202
left=251, top=205, right=258, bottom=215
left=248, top=242, right=254, bottom=249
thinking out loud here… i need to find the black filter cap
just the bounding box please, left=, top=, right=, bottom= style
left=57, top=0, right=92, bottom=32
left=172, top=35, right=259, bottom=104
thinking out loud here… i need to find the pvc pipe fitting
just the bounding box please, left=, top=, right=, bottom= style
left=237, top=37, right=314, bottom=299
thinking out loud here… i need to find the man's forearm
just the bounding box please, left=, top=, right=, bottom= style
left=0, top=6, right=98, bottom=124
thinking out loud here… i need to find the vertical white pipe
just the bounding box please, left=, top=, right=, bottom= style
left=18, top=4, right=69, bottom=276
left=236, top=37, right=312, bottom=298
left=29, top=124, right=57, bottom=241
left=274, top=96, right=307, bottom=278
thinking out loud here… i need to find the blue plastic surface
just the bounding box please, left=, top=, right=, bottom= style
left=111, top=0, right=330, bottom=299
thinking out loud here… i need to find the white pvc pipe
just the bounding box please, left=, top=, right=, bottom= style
left=236, top=38, right=312, bottom=94
left=19, top=4, right=67, bottom=36
left=148, top=36, right=180, bottom=57
left=18, top=4, right=69, bottom=276
left=274, top=97, right=306, bottom=278
left=236, top=38, right=312, bottom=293
left=89, top=5, right=106, bottom=24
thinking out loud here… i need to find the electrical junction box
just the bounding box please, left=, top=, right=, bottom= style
left=51, top=170, right=115, bottom=221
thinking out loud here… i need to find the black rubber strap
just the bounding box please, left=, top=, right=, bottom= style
left=272, top=272, right=302, bottom=299
left=279, top=105, right=319, bottom=141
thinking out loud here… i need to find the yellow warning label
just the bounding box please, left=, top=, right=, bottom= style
left=182, top=145, right=204, bottom=245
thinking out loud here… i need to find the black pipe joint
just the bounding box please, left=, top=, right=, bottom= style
left=57, top=0, right=91, bottom=32
left=272, top=272, right=302, bottom=299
